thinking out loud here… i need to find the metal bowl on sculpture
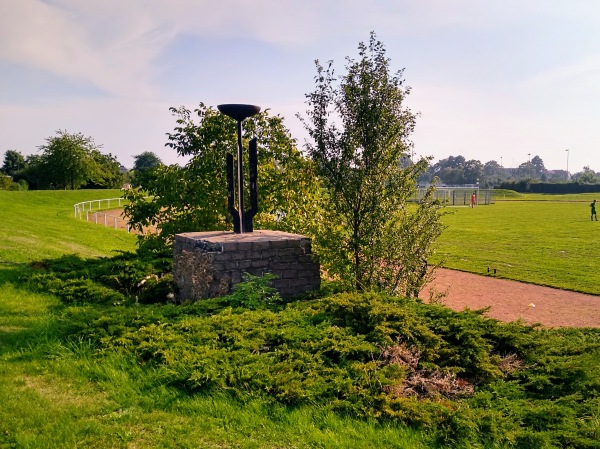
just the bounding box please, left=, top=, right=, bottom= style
left=217, top=104, right=261, bottom=121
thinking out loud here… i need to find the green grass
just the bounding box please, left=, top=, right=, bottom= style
left=434, top=195, right=600, bottom=294
left=0, top=190, right=430, bottom=449
left=490, top=191, right=600, bottom=202
left=2, top=190, right=600, bottom=448
left=0, top=190, right=136, bottom=264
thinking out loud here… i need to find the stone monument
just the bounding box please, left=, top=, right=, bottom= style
left=173, top=104, right=320, bottom=301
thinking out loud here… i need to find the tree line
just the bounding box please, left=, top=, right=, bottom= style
left=418, top=154, right=599, bottom=187
left=0, top=132, right=163, bottom=191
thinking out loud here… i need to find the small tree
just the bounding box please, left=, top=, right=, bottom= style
left=463, top=159, right=483, bottom=185
left=483, top=160, right=503, bottom=187
left=131, top=151, right=163, bottom=188
left=1, top=150, right=26, bottom=177
left=0, top=175, right=12, bottom=190
left=133, top=151, right=163, bottom=173
left=124, top=103, right=322, bottom=249
left=37, top=130, right=99, bottom=190
left=20, top=154, right=44, bottom=190
left=86, top=151, right=126, bottom=189
left=574, top=166, right=599, bottom=184
left=300, top=32, right=443, bottom=295
left=531, top=155, right=546, bottom=179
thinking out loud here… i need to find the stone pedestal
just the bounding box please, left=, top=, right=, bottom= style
left=173, top=230, right=320, bottom=301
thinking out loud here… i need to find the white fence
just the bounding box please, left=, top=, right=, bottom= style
left=73, top=197, right=157, bottom=234
left=73, top=197, right=128, bottom=218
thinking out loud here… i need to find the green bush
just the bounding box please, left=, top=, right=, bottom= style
left=25, top=250, right=600, bottom=447
left=26, top=251, right=176, bottom=305
left=226, top=272, right=282, bottom=309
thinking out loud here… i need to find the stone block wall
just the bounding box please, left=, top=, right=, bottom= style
left=173, top=230, right=320, bottom=301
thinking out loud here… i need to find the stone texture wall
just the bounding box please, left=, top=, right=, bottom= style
left=173, top=230, right=320, bottom=301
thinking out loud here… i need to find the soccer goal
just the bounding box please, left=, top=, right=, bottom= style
left=415, top=187, right=492, bottom=206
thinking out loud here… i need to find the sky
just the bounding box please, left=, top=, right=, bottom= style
left=1, top=1, right=599, bottom=173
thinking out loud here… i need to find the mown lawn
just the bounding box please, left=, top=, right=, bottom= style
left=434, top=196, right=600, bottom=294
left=0, top=189, right=136, bottom=263
left=1, top=190, right=599, bottom=449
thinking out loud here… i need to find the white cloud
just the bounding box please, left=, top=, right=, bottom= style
left=0, top=0, right=173, bottom=98
left=2, top=0, right=600, bottom=174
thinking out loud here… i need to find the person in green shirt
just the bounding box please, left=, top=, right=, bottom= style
left=591, top=199, right=598, bottom=221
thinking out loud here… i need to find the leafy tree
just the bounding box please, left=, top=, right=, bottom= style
left=482, top=160, right=503, bottom=186
left=515, top=161, right=535, bottom=181
left=441, top=155, right=466, bottom=169
left=37, top=130, right=100, bottom=190
left=124, top=103, right=322, bottom=249
left=531, top=155, right=545, bottom=178
left=300, top=32, right=443, bottom=295
left=574, top=166, right=599, bottom=184
left=20, top=154, right=44, bottom=190
left=0, top=174, right=12, bottom=190
left=1, top=150, right=26, bottom=177
left=429, top=156, right=467, bottom=185
left=86, top=151, right=127, bottom=189
left=463, top=159, right=483, bottom=184
left=133, top=151, right=163, bottom=173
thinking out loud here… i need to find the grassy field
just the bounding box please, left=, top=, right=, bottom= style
left=0, top=190, right=136, bottom=264
left=434, top=194, right=600, bottom=294
left=0, top=190, right=430, bottom=449
left=1, top=190, right=599, bottom=448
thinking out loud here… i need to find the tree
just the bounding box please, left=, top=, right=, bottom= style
left=300, top=32, right=443, bottom=295
left=574, top=166, right=599, bottom=184
left=86, top=151, right=126, bottom=189
left=463, top=159, right=483, bottom=184
left=429, top=156, right=468, bottom=185
left=133, top=151, right=163, bottom=173
left=483, top=160, right=503, bottom=186
left=0, top=175, right=12, bottom=190
left=531, top=155, right=545, bottom=178
left=515, top=161, right=535, bottom=181
left=1, top=150, right=26, bottom=177
left=124, top=103, right=322, bottom=249
left=37, top=130, right=100, bottom=190
left=20, top=154, right=44, bottom=190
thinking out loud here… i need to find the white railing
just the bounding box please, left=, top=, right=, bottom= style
left=73, top=197, right=157, bottom=234
left=73, top=197, right=128, bottom=218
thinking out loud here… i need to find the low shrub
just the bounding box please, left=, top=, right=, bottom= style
left=26, top=250, right=176, bottom=305
left=26, top=251, right=600, bottom=447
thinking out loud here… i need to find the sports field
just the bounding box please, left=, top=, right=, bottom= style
left=1, top=190, right=599, bottom=448
left=434, top=194, right=600, bottom=295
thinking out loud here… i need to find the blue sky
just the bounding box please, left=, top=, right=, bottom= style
left=1, top=0, right=599, bottom=173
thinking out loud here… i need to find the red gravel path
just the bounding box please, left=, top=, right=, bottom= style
left=420, top=268, right=600, bottom=328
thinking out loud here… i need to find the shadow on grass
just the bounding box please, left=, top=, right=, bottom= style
left=0, top=250, right=178, bottom=356
left=0, top=261, right=28, bottom=284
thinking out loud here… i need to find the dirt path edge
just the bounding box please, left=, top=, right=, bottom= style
left=420, top=268, right=600, bottom=328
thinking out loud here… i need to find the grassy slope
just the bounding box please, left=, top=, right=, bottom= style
left=0, top=190, right=136, bottom=263
left=434, top=197, right=600, bottom=294
left=0, top=191, right=427, bottom=449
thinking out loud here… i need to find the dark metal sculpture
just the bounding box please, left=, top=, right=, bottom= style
left=217, top=104, right=261, bottom=233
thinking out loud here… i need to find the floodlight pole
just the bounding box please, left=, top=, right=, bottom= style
left=566, top=149, right=570, bottom=181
